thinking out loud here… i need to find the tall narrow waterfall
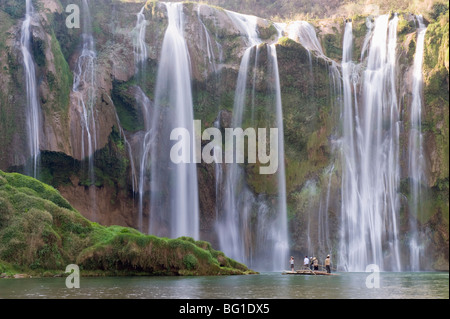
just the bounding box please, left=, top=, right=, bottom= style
left=148, top=2, right=199, bottom=239
left=21, top=0, right=42, bottom=178
left=197, top=4, right=222, bottom=74
left=408, top=15, right=427, bottom=271
left=338, top=15, right=402, bottom=271
left=72, top=0, right=98, bottom=220
left=134, top=6, right=148, bottom=70
left=216, top=11, right=288, bottom=271
left=73, top=0, right=97, bottom=160
left=134, top=5, right=150, bottom=232
left=217, top=10, right=261, bottom=266
left=267, top=44, right=289, bottom=270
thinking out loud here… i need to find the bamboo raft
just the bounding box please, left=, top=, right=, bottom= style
left=282, top=269, right=338, bottom=276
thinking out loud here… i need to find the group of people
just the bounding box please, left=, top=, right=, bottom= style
left=289, top=255, right=332, bottom=273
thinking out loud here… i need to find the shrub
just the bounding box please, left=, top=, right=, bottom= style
left=183, top=254, right=199, bottom=270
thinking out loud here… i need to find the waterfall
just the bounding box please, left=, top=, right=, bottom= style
left=105, top=89, right=138, bottom=197
left=197, top=4, right=222, bottom=75
left=134, top=6, right=148, bottom=70
left=215, top=11, right=288, bottom=271
left=286, top=20, right=342, bottom=112
left=286, top=21, right=318, bottom=82
left=72, top=0, right=98, bottom=220
left=21, top=0, right=42, bottom=178
left=268, top=44, right=289, bottom=271
left=338, top=15, right=402, bottom=271
left=72, top=0, right=97, bottom=189
left=408, top=15, right=427, bottom=271
left=216, top=11, right=261, bottom=263
left=137, top=88, right=153, bottom=233
left=133, top=5, right=150, bottom=232
left=339, top=21, right=361, bottom=272
left=148, top=2, right=200, bottom=239
left=286, top=21, right=325, bottom=56
left=213, top=114, right=223, bottom=221
left=317, top=164, right=334, bottom=258
left=217, top=10, right=261, bottom=265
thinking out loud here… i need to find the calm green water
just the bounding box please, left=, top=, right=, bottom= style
left=0, top=272, right=448, bottom=299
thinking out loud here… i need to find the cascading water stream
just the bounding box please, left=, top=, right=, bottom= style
left=408, top=15, right=427, bottom=271
left=386, top=14, right=402, bottom=272
left=317, top=164, right=334, bottom=257
left=216, top=11, right=288, bottom=270
left=339, top=21, right=360, bottom=271
left=148, top=2, right=199, bottom=239
left=213, top=114, right=223, bottom=221
left=133, top=5, right=150, bottom=232
left=72, top=0, right=98, bottom=213
left=217, top=10, right=261, bottom=265
left=286, top=20, right=323, bottom=72
left=134, top=6, right=148, bottom=70
left=197, top=5, right=222, bottom=75
left=102, top=91, right=138, bottom=198
left=21, top=0, right=42, bottom=178
left=136, top=88, right=154, bottom=233
left=338, top=15, right=402, bottom=271
left=267, top=44, right=289, bottom=270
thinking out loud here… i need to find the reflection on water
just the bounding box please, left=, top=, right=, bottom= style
left=0, top=272, right=448, bottom=299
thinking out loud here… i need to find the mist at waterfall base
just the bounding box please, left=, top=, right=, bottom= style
left=16, top=2, right=435, bottom=273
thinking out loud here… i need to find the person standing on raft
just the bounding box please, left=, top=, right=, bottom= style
left=313, top=257, right=319, bottom=271
left=325, top=255, right=331, bottom=273
left=290, top=256, right=295, bottom=272
left=303, top=256, right=310, bottom=269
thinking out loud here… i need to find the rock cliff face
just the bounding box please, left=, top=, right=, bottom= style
left=0, top=0, right=448, bottom=270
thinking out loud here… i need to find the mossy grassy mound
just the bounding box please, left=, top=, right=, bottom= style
left=0, top=170, right=257, bottom=277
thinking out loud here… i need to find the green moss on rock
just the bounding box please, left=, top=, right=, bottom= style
left=0, top=170, right=257, bottom=276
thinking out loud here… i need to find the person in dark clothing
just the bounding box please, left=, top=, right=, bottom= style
left=313, top=257, right=319, bottom=271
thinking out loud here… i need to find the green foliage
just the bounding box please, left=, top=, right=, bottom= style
left=91, top=126, right=130, bottom=189
left=422, top=5, right=450, bottom=192
left=50, top=6, right=81, bottom=61
left=430, top=2, right=449, bottom=22
left=397, top=16, right=415, bottom=35
left=0, top=0, right=26, bottom=19
left=0, top=170, right=254, bottom=276
left=111, top=80, right=145, bottom=133
left=183, top=254, right=199, bottom=270
left=48, top=32, right=73, bottom=112
left=1, top=171, right=74, bottom=211
left=31, top=36, right=46, bottom=68
left=258, top=22, right=278, bottom=40
left=322, top=33, right=342, bottom=62
left=39, top=151, right=80, bottom=187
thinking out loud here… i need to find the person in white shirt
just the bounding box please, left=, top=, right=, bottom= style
left=303, top=256, right=310, bottom=269
left=290, top=256, right=295, bottom=271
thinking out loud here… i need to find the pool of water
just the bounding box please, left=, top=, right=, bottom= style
left=0, top=272, right=448, bottom=299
